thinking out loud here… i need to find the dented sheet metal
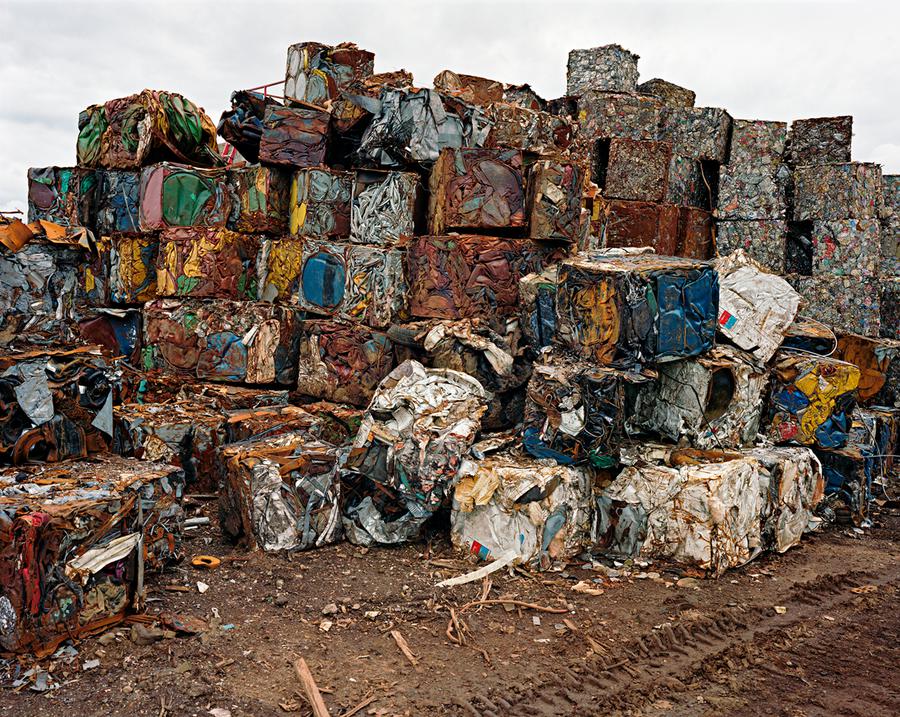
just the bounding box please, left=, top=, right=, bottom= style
left=715, top=220, right=787, bottom=274
left=219, top=431, right=343, bottom=551
left=177, top=383, right=289, bottom=411
left=767, top=351, right=860, bottom=448
left=342, top=360, right=487, bottom=545
left=78, top=308, right=143, bottom=365
left=603, top=139, right=672, bottom=203
left=258, top=105, right=330, bottom=168
left=433, top=71, right=544, bottom=110
left=527, top=159, right=583, bottom=242
left=217, top=90, right=281, bottom=164
left=788, top=116, right=853, bottom=165
left=27, top=167, right=97, bottom=227
left=428, top=148, right=525, bottom=233
left=109, top=233, right=158, bottom=304
left=0, top=455, right=184, bottom=654
left=222, top=404, right=320, bottom=444
left=96, top=170, right=141, bottom=234
left=520, top=265, right=559, bottom=353
left=156, top=228, right=258, bottom=300
left=289, top=167, right=352, bottom=237
left=451, top=453, right=593, bottom=566
left=142, top=298, right=302, bottom=385
left=593, top=198, right=679, bottom=255
left=226, top=166, right=290, bottom=234
left=630, top=347, right=767, bottom=450
left=76, top=90, right=222, bottom=169
left=567, top=45, right=640, bottom=95
left=350, top=170, right=420, bottom=245
left=284, top=41, right=374, bottom=107
left=139, top=163, right=232, bottom=231
left=594, top=456, right=762, bottom=576
left=715, top=250, right=801, bottom=362
left=295, top=320, right=396, bottom=407
left=834, top=333, right=900, bottom=404
left=0, top=346, right=115, bottom=464
left=792, top=162, right=883, bottom=221
left=555, top=253, right=718, bottom=367
left=256, top=237, right=304, bottom=303
left=485, top=103, right=572, bottom=154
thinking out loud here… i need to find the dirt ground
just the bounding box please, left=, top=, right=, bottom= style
left=3, top=499, right=900, bottom=717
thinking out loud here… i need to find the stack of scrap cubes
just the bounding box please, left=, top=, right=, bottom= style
left=2, top=40, right=900, bottom=652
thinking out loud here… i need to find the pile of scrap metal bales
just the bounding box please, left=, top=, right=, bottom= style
left=2, top=40, right=899, bottom=650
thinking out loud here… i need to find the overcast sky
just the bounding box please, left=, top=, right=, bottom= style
left=1, top=0, right=897, bottom=213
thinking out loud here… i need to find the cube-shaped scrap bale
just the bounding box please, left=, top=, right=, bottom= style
left=256, top=237, right=303, bottom=303
left=77, top=90, right=221, bottom=169
left=219, top=431, right=343, bottom=551
left=792, top=162, right=883, bottom=221
left=567, top=45, right=640, bottom=96
left=113, top=402, right=227, bottom=492
left=786, top=274, right=881, bottom=338
left=766, top=351, right=860, bottom=448
left=882, top=175, right=900, bottom=275
left=342, top=360, right=488, bottom=546
left=485, top=103, right=573, bottom=154
left=594, top=456, right=763, bottom=576
left=666, top=155, right=717, bottom=209
left=811, top=218, right=880, bottom=279
left=631, top=346, right=768, bottom=449
left=429, top=148, right=525, bottom=233
left=0, top=456, right=184, bottom=653
left=96, top=170, right=141, bottom=234
left=407, top=235, right=533, bottom=321
left=576, top=91, right=662, bottom=142
left=603, top=139, right=672, bottom=202
left=289, top=167, right=352, bottom=237
left=716, top=220, right=787, bottom=274
left=226, top=166, right=290, bottom=234
left=0, top=346, right=116, bottom=465
left=881, top=278, right=900, bottom=340
left=788, top=116, right=853, bottom=165
left=452, top=453, right=593, bottom=566
left=284, top=42, right=374, bottom=107
left=527, top=159, right=583, bottom=242
left=834, top=333, right=900, bottom=405
left=139, top=163, right=232, bottom=230
left=555, top=253, right=719, bottom=367
left=110, top=233, right=158, bottom=303
left=717, top=163, right=790, bottom=220
left=292, top=239, right=407, bottom=328
left=433, top=70, right=505, bottom=105
left=259, top=105, right=330, bottom=168
left=143, top=298, right=302, bottom=385
left=659, top=106, right=732, bottom=163
left=295, top=320, right=396, bottom=407
left=27, top=167, right=97, bottom=227
left=350, top=170, right=420, bottom=245
left=592, top=198, right=680, bottom=254
left=156, top=228, right=259, bottom=300
left=637, top=78, right=696, bottom=108
left=727, top=119, right=787, bottom=166
left=678, top=208, right=714, bottom=259
left=522, top=349, right=641, bottom=466
left=520, top=265, right=559, bottom=353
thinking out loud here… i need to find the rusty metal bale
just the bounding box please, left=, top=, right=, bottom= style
left=567, top=44, right=640, bottom=96
left=636, top=78, right=696, bottom=108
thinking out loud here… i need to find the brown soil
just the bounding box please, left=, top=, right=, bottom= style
left=3, top=502, right=900, bottom=717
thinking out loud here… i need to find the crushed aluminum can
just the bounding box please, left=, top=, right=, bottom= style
left=787, top=116, right=853, bottom=166
left=567, top=45, right=640, bottom=96
left=792, top=162, right=884, bottom=221
left=602, top=139, right=673, bottom=203
left=715, top=220, right=788, bottom=274
left=659, top=105, right=732, bottom=163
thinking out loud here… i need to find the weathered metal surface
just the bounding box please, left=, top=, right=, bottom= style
left=485, top=103, right=572, bottom=154
left=284, top=41, right=374, bottom=107
left=788, top=116, right=853, bottom=165
left=226, top=166, right=290, bottom=234
left=217, top=90, right=281, bottom=164
left=786, top=274, right=881, bottom=338
left=603, top=139, right=672, bottom=203
left=156, top=228, right=259, bottom=300
left=96, top=170, right=141, bottom=234
left=637, top=78, right=695, bottom=108
left=792, top=162, right=883, bottom=221
left=715, top=220, right=787, bottom=274
left=567, top=45, right=640, bottom=95
left=811, top=218, right=880, bottom=279
left=527, top=159, right=583, bottom=242
left=258, top=105, right=330, bottom=168
left=659, top=105, right=732, bottom=163
left=289, top=167, right=353, bottom=238
left=139, top=163, right=232, bottom=231
left=109, top=233, right=158, bottom=304
left=881, top=175, right=900, bottom=275
left=27, top=167, right=97, bottom=227
left=880, top=278, right=900, bottom=340
left=834, top=333, right=900, bottom=405
left=350, top=170, right=420, bottom=245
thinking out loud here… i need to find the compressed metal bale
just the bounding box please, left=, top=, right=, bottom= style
left=814, top=441, right=874, bottom=527
left=485, top=103, right=572, bottom=154
left=289, top=167, right=352, bottom=237
left=716, top=162, right=790, bottom=220
left=221, top=404, right=320, bottom=444
left=567, top=45, right=640, bottom=96
left=576, top=91, right=662, bottom=142
left=810, top=218, right=880, bottom=279
left=217, top=90, right=281, bottom=164
left=341, top=360, right=488, bottom=545
left=527, top=159, right=583, bottom=242
left=715, top=220, right=788, bottom=274
left=659, top=106, right=732, bottom=163
left=866, top=407, right=900, bottom=481
left=177, top=383, right=289, bottom=412
left=727, top=119, right=787, bottom=166
left=521, top=349, right=641, bottom=467
left=429, top=148, right=525, bottom=233
left=880, top=278, right=900, bottom=340
left=451, top=453, right=593, bottom=567
left=637, top=78, right=696, bottom=108
left=350, top=170, right=420, bottom=245
left=96, top=170, right=141, bottom=234
left=76, top=89, right=222, bottom=169
left=593, top=198, right=679, bottom=255
left=142, top=298, right=302, bottom=385
left=785, top=273, right=881, bottom=338
left=78, top=307, right=143, bottom=365
left=554, top=253, right=719, bottom=367
left=218, top=430, right=343, bottom=551
left=0, top=455, right=184, bottom=654
left=258, top=105, right=330, bottom=168
left=792, top=162, right=883, bottom=221
left=255, top=237, right=304, bottom=303
left=284, top=41, right=374, bottom=107
left=519, top=265, right=559, bottom=353
left=881, top=175, right=900, bottom=275
left=226, top=165, right=290, bottom=234
left=433, top=70, right=545, bottom=110
left=139, top=163, right=232, bottom=231
left=27, top=167, right=98, bottom=227
left=295, top=320, right=396, bottom=407
left=834, top=333, right=900, bottom=405
left=603, top=139, right=672, bottom=203
left=678, top=208, right=715, bottom=259
left=766, top=351, right=860, bottom=449
left=156, top=228, right=259, bottom=300
left=0, top=346, right=115, bottom=465
left=665, top=155, right=716, bottom=209
left=788, top=115, right=853, bottom=165
left=109, top=233, right=158, bottom=304
left=630, top=346, right=768, bottom=450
